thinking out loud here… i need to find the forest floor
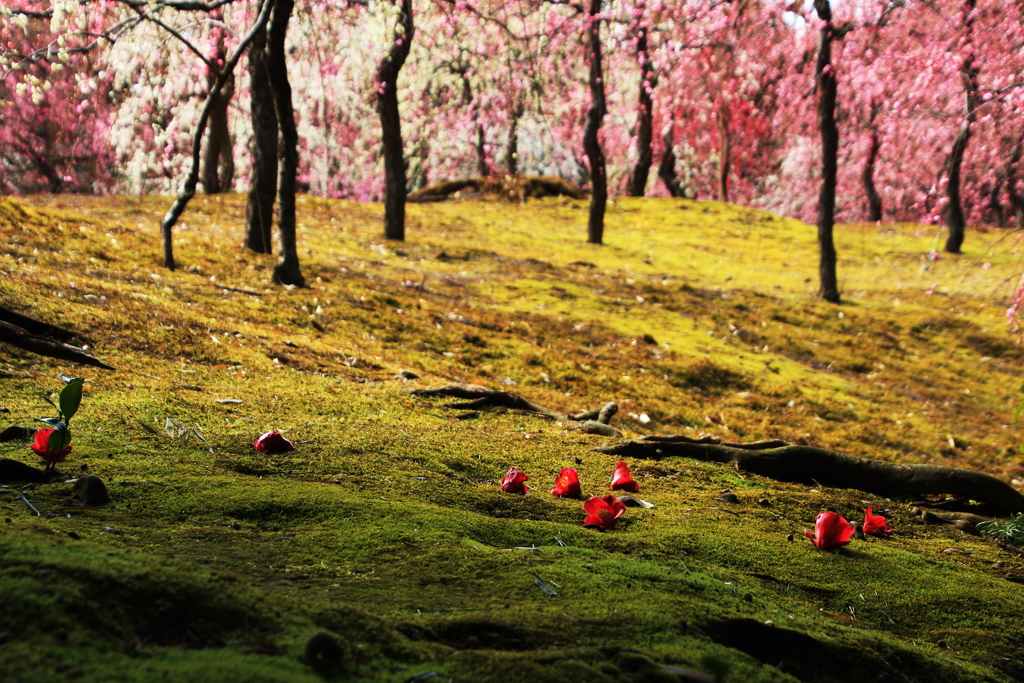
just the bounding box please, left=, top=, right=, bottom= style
left=2, top=193, right=1024, bottom=683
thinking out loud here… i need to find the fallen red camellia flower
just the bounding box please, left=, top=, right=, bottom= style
left=583, top=495, right=627, bottom=530
left=500, top=466, right=530, bottom=494
left=610, top=461, right=639, bottom=492
left=551, top=467, right=581, bottom=497
left=862, top=508, right=894, bottom=537
left=31, top=428, right=72, bottom=463
left=804, top=511, right=855, bottom=550
left=254, top=431, right=296, bottom=453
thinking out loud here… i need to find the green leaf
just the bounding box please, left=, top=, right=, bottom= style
left=47, top=426, right=72, bottom=453
left=59, top=378, right=85, bottom=423
left=1015, top=401, right=1024, bottom=422
left=37, top=418, right=66, bottom=430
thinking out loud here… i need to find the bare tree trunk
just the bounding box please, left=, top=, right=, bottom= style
left=506, top=102, right=522, bottom=175
left=628, top=22, right=653, bottom=198
left=244, top=6, right=277, bottom=254
left=266, top=0, right=304, bottom=286
left=989, top=175, right=1005, bottom=228
left=1008, top=137, right=1024, bottom=227
left=943, top=0, right=978, bottom=254
left=862, top=127, right=882, bottom=222
left=201, top=28, right=234, bottom=195
left=158, top=0, right=276, bottom=271
left=814, top=0, right=840, bottom=304
left=657, top=129, right=684, bottom=198
left=716, top=103, right=731, bottom=203
left=583, top=0, right=608, bottom=245
left=377, top=0, right=414, bottom=241
left=459, top=71, right=489, bottom=177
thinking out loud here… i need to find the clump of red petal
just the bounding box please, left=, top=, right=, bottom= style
left=31, top=428, right=72, bottom=464
left=804, top=511, right=855, bottom=550
left=610, top=461, right=639, bottom=492
left=254, top=431, right=296, bottom=453
left=551, top=467, right=581, bottom=497
left=862, top=508, right=894, bottom=537
left=583, top=495, right=627, bottom=530
left=500, top=466, right=530, bottom=494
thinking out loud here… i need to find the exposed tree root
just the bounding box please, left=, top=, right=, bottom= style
left=596, top=434, right=1024, bottom=514
left=409, top=383, right=621, bottom=436
left=407, top=175, right=585, bottom=203
left=0, top=317, right=114, bottom=370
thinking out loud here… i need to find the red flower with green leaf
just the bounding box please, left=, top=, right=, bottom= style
left=583, top=495, right=627, bottom=530
left=804, top=511, right=855, bottom=550
left=551, top=467, right=581, bottom=497
left=610, top=461, right=639, bottom=492
left=862, top=508, right=894, bottom=537
left=31, top=428, right=72, bottom=463
left=500, top=466, right=529, bottom=494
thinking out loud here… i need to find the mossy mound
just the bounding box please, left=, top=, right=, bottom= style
left=1, top=194, right=1023, bottom=682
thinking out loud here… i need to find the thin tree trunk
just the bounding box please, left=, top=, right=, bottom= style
left=814, top=0, right=840, bottom=303
left=943, top=0, right=978, bottom=254
left=716, top=103, right=731, bottom=203
left=862, top=119, right=882, bottom=221
left=1008, top=137, right=1024, bottom=227
left=244, top=8, right=277, bottom=254
left=989, top=175, right=1004, bottom=228
left=158, top=0, right=276, bottom=271
left=266, top=0, right=304, bottom=286
left=583, top=0, right=608, bottom=245
left=460, top=72, right=489, bottom=177
left=657, top=129, right=684, bottom=198
left=628, top=23, right=653, bottom=197
left=201, top=29, right=234, bottom=195
left=377, top=0, right=414, bottom=241
left=506, top=102, right=522, bottom=175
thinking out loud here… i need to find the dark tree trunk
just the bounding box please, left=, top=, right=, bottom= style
left=814, top=0, right=840, bottom=303
left=201, top=78, right=234, bottom=194
left=506, top=102, right=523, bottom=175
left=943, top=0, right=978, bottom=254
left=1008, top=137, right=1024, bottom=227
left=862, top=123, right=882, bottom=221
left=583, top=0, right=608, bottom=245
left=628, top=23, right=653, bottom=198
left=989, top=175, right=1004, bottom=228
left=377, top=0, right=414, bottom=241
left=201, top=29, right=235, bottom=195
left=716, top=103, right=731, bottom=203
left=460, top=72, right=489, bottom=177
left=657, top=129, right=684, bottom=198
left=266, top=0, right=304, bottom=286
left=158, top=0, right=276, bottom=271
left=244, top=7, right=277, bottom=254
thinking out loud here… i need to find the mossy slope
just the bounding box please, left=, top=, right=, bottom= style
left=1, top=194, right=1023, bottom=682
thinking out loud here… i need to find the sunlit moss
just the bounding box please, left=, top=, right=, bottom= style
left=1, top=194, right=1022, bottom=682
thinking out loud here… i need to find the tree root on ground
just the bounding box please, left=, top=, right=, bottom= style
left=0, top=306, right=114, bottom=370
left=595, top=434, right=1024, bottom=515
left=409, top=383, right=622, bottom=436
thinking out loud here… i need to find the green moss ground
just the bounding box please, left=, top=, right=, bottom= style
left=2, top=194, right=1024, bottom=682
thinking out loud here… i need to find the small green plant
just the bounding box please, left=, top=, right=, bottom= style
left=31, top=377, right=85, bottom=474
left=976, top=513, right=1024, bottom=545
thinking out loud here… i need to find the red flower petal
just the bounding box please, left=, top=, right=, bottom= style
left=254, top=431, right=296, bottom=454
left=610, top=461, right=639, bottom=493
left=862, top=508, right=894, bottom=537
left=500, top=466, right=530, bottom=494
left=551, top=468, right=581, bottom=497
left=583, top=495, right=626, bottom=530
left=806, top=511, right=854, bottom=550
left=31, top=428, right=72, bottom=463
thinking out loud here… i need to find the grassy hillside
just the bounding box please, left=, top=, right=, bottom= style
left=1, top=193, right=1024, bottom=683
